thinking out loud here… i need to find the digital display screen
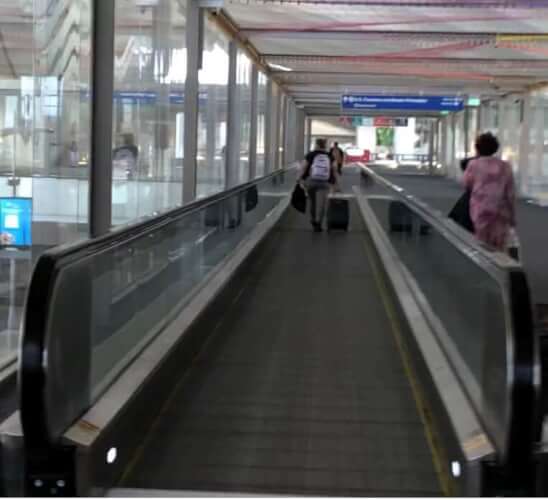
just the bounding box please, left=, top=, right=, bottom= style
left=0, top=198, right=32, bottom=247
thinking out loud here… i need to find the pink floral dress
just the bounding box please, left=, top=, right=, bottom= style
left=463, top=156, right=516, bottom=251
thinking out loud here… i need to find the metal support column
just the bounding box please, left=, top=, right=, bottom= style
left=464, top=106, right=470, bottom=159
left=440, top=117, right=447, bottom=175
left=264, top=78, right=272, bottom=173
left=295, top=108, right=305, bottom=160
left=183, top=0, right=202, bottom=204
left=225, top=41, right=238, bottom=188
left=206, top=86, right=217, bottom=181
left=274, top=89, right=281, bottom=170
left=279, top=94, right=286, bottom=168
left=90, top=0, right=115, bottom=237
left=428, top=119, right=435, bottom=174
left=285, top=99, right=294, bottom=163
left=518, top=94, right=531, bottom=197
left=306, top=116, right=312, bottom=152
left=249, top=66, right=258, bottom=180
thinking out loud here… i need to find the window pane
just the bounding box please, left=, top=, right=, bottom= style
left=256, top=72, right=268, bottom=178
left=112, top=0, right=186, bottom=226
left=197, top=18, right=229, bottom=198
left=0, top=1, right=92, bottom=365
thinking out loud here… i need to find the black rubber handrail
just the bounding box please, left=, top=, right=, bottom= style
left=35, top=168, right=289, bottom=264
left=19, top=167, right=291, bottom=448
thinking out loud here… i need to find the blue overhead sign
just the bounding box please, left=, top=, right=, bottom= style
left=341, top=95, right=464, bottom=112
left=81, top=91, right=208, bottom=104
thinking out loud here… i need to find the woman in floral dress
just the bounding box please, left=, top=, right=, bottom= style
left=463, top=133, right=516, bottom=251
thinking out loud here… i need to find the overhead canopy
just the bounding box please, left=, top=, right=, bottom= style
left=224, top=0, right=548, bottom=114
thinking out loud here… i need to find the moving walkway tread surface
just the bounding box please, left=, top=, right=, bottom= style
left=121, top=204, right=442, bottom=496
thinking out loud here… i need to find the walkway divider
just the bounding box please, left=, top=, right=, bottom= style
left=354, top=168, right=541, bottom=494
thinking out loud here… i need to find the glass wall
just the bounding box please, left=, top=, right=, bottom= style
left=0, top=0, right=92, bottom=365
left=111, top=0, right=186, bottom=226
left=255, top=72, right=268, bottom=178
left=197, top=18, right=230, bottom=198
left=234, top=50, right=252, bottom=184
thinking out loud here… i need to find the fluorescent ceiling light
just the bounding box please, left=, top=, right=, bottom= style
left=269, top=63, right=293, bottom=72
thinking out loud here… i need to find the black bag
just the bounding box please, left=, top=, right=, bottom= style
left=245, top=185, right=259, bottom=212
left=291, top=184, right=307, bottom=213
left=448, top=191, right=474, bottom=233
left=389, top=200, right=413, bottom=233
left=327, top=197, right=349, bottom=231
left=205, top=204, right=222, bottom=227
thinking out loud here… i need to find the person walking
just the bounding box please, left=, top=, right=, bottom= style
left=330, top=142, right=345, bottom=175
left=301, top=138, right=337, bottom=232
left=463, top=133, right=516, bottom=251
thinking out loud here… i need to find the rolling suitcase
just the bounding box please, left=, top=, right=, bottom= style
left=327, top=197, right=349, bottom=231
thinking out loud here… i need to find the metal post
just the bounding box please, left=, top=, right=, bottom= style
left=295, top=108, right=305, bottom=160
left=279, top=93, right=286, bottom=168
left=225, top=41, right=238, bottom=188
left=285, top=99, right=293, bottom=163
left=518, top=94, right=531, bottom=197
left=440, top=117, right=447, bottom=175
left=206, top=86, right=217, bottom=180
left=90, top=0, right=115, bottom=237
left=274, top=89, right=281, bottom=170
left=428, top=119, right=435, bottom=174
left=464, top=106, right=469, bottom=158
left=249, top=65, right=258, bottom=180
left=183, top=0, right=202, bottom=204
left=264, top=78, right=272, bottom=173
left=306, top=117, right=312, bottom=152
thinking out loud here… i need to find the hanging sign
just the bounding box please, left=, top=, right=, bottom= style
left=341, top=95, right=464, bottom=112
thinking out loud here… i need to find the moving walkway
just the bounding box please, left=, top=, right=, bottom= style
left=0, top=167, right=541, bottom=496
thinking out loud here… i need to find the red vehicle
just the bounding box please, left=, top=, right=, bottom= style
left=344, top=146, right=370, bottom=164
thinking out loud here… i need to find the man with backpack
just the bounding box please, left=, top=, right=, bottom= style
left=300, top=138, right=337, bottom=232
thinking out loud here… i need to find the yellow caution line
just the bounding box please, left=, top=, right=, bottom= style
left=496, top=34, right=548, bottom=43
left=362, top=233, right=454, bottom=497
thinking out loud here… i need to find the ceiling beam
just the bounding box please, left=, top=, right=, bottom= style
left=234, top=0, right=548, bottom=9
left=264, top=55, right=548, bottom=67
left=244, top=30, right=542, bottom=38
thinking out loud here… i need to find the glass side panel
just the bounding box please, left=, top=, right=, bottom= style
left=45, top=171, right=291, bottom=419
left=368, top=196, right=509, bottom=451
